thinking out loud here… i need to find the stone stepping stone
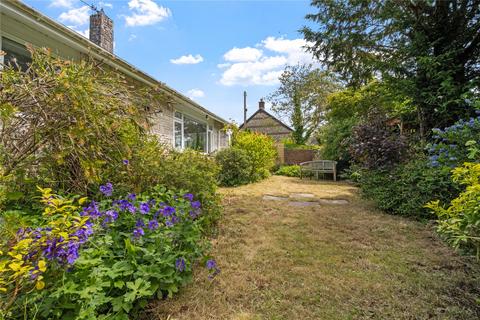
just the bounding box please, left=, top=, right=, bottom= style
left=317, top=199, right=349, bottom=205
left=263, top=195, right=288, bottom=201
left=289, top=193, right=315, bottom=198
left=288, top=201, right=319, bottom=207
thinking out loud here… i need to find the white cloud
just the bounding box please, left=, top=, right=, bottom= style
left=99, top=2, right=113, bottom=8
left=187, top=89, right=205, bottom=99
left=75, top=28, right=89, bottom=38
left=128, top=34, right=137, bottom=41
left=217, top=63, right=231, bottom=68
left=219, top=36, right=316, bottom=86
left=170, top=54, right=204, bottom=65
left=223, top=47, right=263, bottom=62
left=124, top=0, right=171, bottom=27
left=50, top=0, right=76, bottom=8
left=59, top=6, right=90, bottom=26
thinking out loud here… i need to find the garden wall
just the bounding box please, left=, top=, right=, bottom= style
left=284, top=148, right=315, bottom=165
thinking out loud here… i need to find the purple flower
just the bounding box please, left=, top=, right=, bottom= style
left=139, top=202, right=150, bottom=214
left=163, top=206, right=176, bottom=217
left=127, top=193, right=137, bottom=201
left=136, top=219, right=145, bottom=227
left=191, top=201, right=201, bottom=209
left=104, top=210, right=119, bottom=224
left=206, top=259, right=216, bottom=270
left=175, top=258, right=186, bottom=272
left=123, top=159, right=129, bottom=165
left=165, top=220, right=173, bottom=227
left=133, top=227, right=144, bottom=238
left=148, top=219, right=159, bottom=230
left=66, top=241, right=80, bottom=264
left=99, top=182, right=113, bottom=197
left=183, top=193, right=194, bottom=201
left=82, top=201, right=102, bottom=219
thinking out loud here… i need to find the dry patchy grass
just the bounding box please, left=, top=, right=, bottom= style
left=147, top=176, right=480, bottom=319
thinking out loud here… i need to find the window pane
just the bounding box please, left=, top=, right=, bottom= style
left=183, top=116, right=206, bottom=152
left=174, top=111, right=183, bottom=119
left=174, top=121, right=182, bottom=148
left=2, top=37, right=31, bottom=71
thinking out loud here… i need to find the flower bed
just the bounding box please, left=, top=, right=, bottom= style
left=0, top=183, right=218, bottom=319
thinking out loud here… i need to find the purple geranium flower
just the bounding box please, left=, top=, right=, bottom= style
left=99, top=182, right=113, bottom=197
left=148, top=219, right=159, bottom=230
left=183, top=193, right=194, bottom=201
left=175, top=258, right=186, bottom=272
left=123, top=159, right=129, bottom=165
left=191, top=201, right=201, bottom=209
left=139, top=202, right=150, bottom=214
left=163, top=206, right=176, bottom=217
left=133, top=227, right=144, bottom=238
left=206, top=259, right=216, bottom=270
left=127, top=193, right=137, bottom=201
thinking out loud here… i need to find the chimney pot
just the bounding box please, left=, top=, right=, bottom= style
left=89, top=10, right=114, bottom=53
left=259, top=98, right=265, bottom=110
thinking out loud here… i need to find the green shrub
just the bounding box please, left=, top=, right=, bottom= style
left=359, top=158, right=460, bottom=219
left=317, top=117, right=356, bottom=163
left=215, top=148, right=253, bottom=187
left=275, top=165, right=301, bottom=177
left=233, top=131, right=277, bottom=181
left=426, top=163, right=480, bottom=258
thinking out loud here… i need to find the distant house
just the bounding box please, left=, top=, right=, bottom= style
left=240, top=99, right=293, bottom=142
left=0, top=0, right=228, bottom=153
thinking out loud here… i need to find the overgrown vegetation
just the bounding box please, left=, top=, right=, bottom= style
left=0, top=49, right=221, bottom=318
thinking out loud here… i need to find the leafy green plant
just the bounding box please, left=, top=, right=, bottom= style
left=359, top=158, right=460, bottom=219
left=233, top=131, right=277, bottom=182
left=426, top=163, right=480, bottom=258
left=275, top=165, right=301, bottom=177
left=215, top=148, right=253, bottom=187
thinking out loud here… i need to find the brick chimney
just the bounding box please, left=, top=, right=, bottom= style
left=89, top=9, right=114, bottom=53
left=259, top=98, right=265, bottom=110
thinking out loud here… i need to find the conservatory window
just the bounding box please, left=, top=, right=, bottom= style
left=173, top=111, right=208, bottom=152
left=183, top=116, right=207, bottom=152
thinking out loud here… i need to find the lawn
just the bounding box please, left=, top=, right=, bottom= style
left=147, top=176, right=480, bottom=319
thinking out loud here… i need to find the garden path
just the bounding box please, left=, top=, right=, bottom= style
left=149, top=176, right=480, bottom=319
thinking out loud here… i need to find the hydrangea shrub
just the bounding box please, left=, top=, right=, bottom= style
left=427, top=113, right=480, bottom=167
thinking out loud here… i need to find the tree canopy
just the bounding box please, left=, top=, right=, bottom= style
left=268, top=64, right=340, bottom=144
left=302, top=0, right=480, bottom=135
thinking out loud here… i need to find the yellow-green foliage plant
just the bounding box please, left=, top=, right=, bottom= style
left=426, top=162, right=480, bottom=258
left=232, top=131, right=277, bottom=182
left=0, top=187, right=90, bottom=314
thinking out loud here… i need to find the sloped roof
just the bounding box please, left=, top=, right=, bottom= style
left=240, top=108, right=293, bottom=132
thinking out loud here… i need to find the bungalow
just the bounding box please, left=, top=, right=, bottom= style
left=0, top=0, right=229, bottom=153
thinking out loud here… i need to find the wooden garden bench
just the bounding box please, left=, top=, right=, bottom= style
left=299, top=160, right=337, bottom=181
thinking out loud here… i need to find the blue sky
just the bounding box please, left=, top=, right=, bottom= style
left=23, top=0, right=316, bottom=123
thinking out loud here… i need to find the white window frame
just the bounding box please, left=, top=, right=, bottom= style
left=173, top=110, right=211, bottom=153
left=173, top=112, right=184, bottom=150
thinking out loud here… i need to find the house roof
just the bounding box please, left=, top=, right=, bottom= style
left=1, top=0, right=228, bottom=125
left=240, top=108, right=293, bottom=132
